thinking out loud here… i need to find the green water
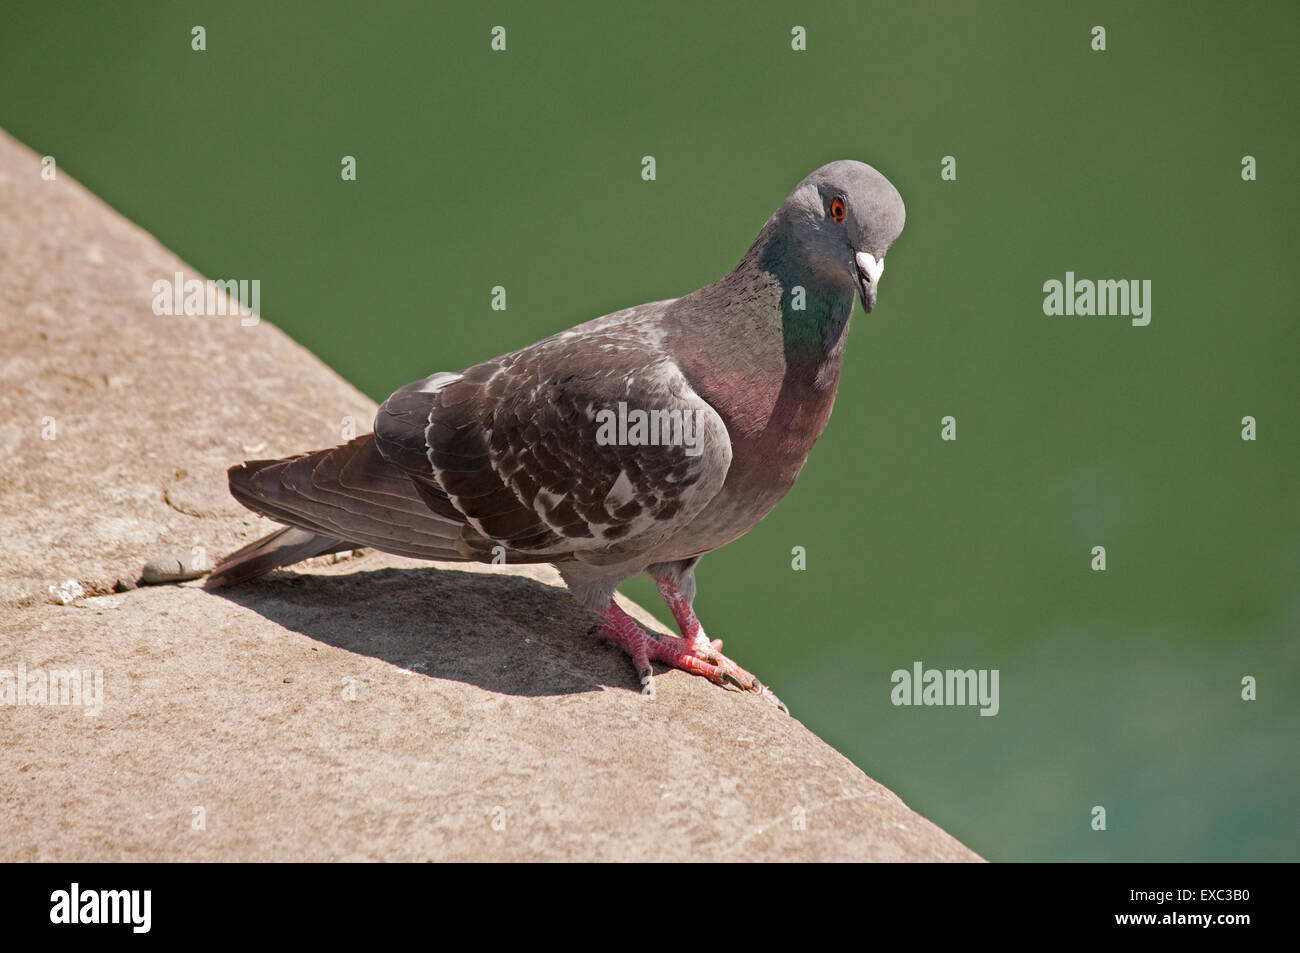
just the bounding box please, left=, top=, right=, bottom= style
left=4, top=1, right=1296, bottom=861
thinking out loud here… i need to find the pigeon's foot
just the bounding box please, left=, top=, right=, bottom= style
left=596, top=601, right=787, bottom=712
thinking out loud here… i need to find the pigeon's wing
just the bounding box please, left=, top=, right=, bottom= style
left=374, top=326, right=732, bottom=563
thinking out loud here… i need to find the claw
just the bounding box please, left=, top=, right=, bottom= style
left=720, top=671, right=747, bottom=691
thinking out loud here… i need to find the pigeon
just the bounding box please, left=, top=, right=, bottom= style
left=208, top=159, right=906, bottom=709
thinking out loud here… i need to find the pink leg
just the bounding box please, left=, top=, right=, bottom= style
left=655, top=577, right=724, bottom=658
left=595, top=600, right=787, bottom=712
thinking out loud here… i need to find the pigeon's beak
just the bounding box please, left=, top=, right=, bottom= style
left=855, top=251, right=885, bottom=314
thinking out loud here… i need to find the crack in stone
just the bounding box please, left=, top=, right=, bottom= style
left=162, top=486, right=205, bottom=519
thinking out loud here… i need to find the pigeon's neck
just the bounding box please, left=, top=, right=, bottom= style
left=666, top=223, right=856, bottom=455
left=730, top=222, right=857, bottom=368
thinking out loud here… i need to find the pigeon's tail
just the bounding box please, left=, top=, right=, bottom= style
left=206, top=526, right=351, bottom=588
left=205, top=433, right=471, bottom=587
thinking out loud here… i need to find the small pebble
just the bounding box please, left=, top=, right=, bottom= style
left=112, top=578, right=137, bottom=592
left=140, top=551, right=211, bottom=585
left=48, top=578, right=85, bottom=605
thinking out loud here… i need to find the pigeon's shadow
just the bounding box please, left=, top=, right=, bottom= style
left=209, top=563, right=654, bottom=697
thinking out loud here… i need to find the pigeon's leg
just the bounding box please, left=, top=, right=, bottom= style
left=648, top=558, right=722, bottom=657
left=597, top=600, right=787, bottom=712
left=654, top=576, right=724, bottom=657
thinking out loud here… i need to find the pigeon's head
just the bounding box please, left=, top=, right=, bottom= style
left=776, top=160, right=905, bottom=314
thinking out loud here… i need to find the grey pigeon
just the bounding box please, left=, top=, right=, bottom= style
left=208, top=160, right=906, bottom=709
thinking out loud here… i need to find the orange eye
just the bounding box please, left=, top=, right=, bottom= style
left=830, top=197, right=846, bottom=222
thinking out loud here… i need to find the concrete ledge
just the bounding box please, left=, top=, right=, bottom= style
left=0, top=129, right=981, bottom=861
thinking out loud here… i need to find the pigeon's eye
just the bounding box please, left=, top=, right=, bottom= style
left=829, top=197, right=846, bottom=223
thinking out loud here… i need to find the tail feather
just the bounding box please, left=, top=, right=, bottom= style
left=206, top=526, right=352, bottom=588
left=208, top=434, right=473, bottom=586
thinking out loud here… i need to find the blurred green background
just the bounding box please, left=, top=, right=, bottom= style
left=4, top=0, right=1296, bottom=861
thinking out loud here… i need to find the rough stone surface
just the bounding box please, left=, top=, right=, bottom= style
left=0, top=129, right=981, bottom=861
left=0, top=130, right=374, bottom=608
